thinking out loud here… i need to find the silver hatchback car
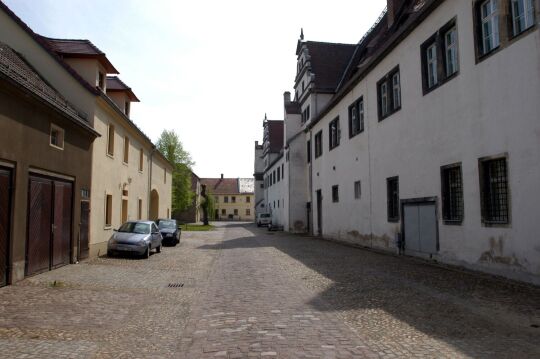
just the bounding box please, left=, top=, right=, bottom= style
left=107, top=221, right=163, bottom=258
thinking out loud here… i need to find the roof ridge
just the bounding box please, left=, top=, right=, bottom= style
left=305, top=40, right=356, bottom=46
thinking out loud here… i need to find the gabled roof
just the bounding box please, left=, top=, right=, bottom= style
left=285, top=101, right=301, bottom=115
left=39, top=36, right=119, bottom=74
left=200, top=178, right=238, bottom=194
left=301, top=41, right=356, bottom=93
left=264, top=120, right=284, bottom=153
left=0, top=41, right=99, bottom=137
left=106, top=76, right=140, bottom=102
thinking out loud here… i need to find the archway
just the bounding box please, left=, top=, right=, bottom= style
left=150, top=189, right=159, bottom=220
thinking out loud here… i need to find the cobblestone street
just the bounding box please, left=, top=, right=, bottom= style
left=1, top=223, right=540, bottom=358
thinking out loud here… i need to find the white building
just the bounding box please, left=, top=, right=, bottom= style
left=255, top=0, right=540, bottom=285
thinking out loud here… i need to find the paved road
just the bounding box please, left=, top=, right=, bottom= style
left=1, top=223, right=539, bottom=358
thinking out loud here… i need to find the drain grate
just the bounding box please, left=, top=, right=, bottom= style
left=167, top=283, right=184, bottom=288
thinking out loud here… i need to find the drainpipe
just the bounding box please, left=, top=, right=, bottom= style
left=147, top=147, right=156, bottom=219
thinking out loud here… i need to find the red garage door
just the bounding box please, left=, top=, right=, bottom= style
left=27, top=175, right=72, bottom=276
left=0, top=168, right=11, bottom=287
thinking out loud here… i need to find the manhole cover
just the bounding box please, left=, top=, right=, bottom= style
left=167, top=283, right=184, bottom=288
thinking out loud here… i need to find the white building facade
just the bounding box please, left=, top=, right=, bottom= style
left=255, top=0, right=540, bottom=285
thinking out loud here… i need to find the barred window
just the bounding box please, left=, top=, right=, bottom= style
left=387, top=177, right=399, bottom=222
left=480, top=157, right=509, bottom=224
left=354, top=180, right=361, bottom=199
left=441, top=164, right=463, bottom=222
left=332, top=185, right=339, bottom=203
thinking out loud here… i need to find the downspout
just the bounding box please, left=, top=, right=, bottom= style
left=366, top=88, right=374, bottom=248
left=147, top=147, right=156, bottom=219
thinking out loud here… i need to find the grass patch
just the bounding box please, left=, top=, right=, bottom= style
left=183, top=224, right=215, bottom=231
left=48, top=280, right=68, bottom=288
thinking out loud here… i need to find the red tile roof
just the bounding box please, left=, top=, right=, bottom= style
left=266, top=121, right=284, bottom=153
left=200, top=178, right=238, bottom=194
left=106, top=76, right=140, bottom=102
left=39, top=36, right=119, bottom=74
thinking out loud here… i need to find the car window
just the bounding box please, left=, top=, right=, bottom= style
left=118, top=222, right=150, bottom=234
left=158, top=220, right=176, bottom=229
left=152, top=223, right=159, bottom=233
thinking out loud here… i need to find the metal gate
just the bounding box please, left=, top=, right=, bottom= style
left=403, top=200, right=438, bottom=255
left=27, top=175, right=72, bottom=276
left=0, top=168, right=11, bottom=287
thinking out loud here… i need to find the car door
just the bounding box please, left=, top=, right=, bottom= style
left=151, top=223, right=160, bottom=247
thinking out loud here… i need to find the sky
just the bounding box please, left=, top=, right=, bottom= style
left=4, top=0, right=387, bottom=178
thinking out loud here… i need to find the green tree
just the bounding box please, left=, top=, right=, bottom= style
left=156, top=130, right=194, bottom=214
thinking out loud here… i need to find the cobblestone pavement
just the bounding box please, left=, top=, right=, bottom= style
left=1, top=223, right=540, bottom=358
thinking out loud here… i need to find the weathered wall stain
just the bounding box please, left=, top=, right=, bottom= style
left=346, top=231, right=391, bottom=248
left=479, top=236, right=524, bottom=268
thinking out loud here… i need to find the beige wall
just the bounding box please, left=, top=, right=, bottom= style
left=150, top=155, right=173, bottom=220
left=214, top=194, right=255, bottom=221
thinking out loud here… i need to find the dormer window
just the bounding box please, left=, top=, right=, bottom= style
left=124, top=101, right=130, bottom=117
left=98, top=72, right=105, bottom=90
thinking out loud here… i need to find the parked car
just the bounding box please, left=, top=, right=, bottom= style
left=155, top=218, right=181, bottom=246
left=107, top=221, right=162, bottom=258
left=256, top=213, right=271, bottom=227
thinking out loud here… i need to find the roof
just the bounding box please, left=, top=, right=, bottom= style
left=200, top=178, right=254, bottom=195
left=302, top=41, right=356, bottom=92
left=106, top=76, right=140, bottom=102
left=0, top=2, right=99, bottom=96
left=264, top=120, right=284, bottom=153
left=39, top=36, right=119, bottom=74
left=308, top=0, right=441, bottom=130
left=285, top=101, right=301, bottom=115
left=0, top=41, right=99, bottom=137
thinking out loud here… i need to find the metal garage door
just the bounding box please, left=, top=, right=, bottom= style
left=403, top=201, right=438, bottom=255
left=0, top=168, right=11, bottom=287
left=27, top=175, right=72, bottom=276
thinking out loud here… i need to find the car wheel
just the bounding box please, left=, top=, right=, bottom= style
left=144, top=245, right=151, bottom=259
left=107, top=250, right=113, bottom=257
left=156, top=244, right=162, bottom=253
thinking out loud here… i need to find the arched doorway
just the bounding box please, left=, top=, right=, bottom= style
left=150, top=189, right=159, bottom=220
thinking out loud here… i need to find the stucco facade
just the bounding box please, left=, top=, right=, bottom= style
left=255, top=0, right=540, bottom=285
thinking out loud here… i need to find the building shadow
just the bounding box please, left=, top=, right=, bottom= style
left=197, top=223, right=540, bottom=358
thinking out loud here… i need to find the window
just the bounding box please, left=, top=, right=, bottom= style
left=387, top=177, right=399, bottom=222
left=224, top=196, right=229, bottom=203
left=302, top=105, right=311, bottom=124
left=441, top=164, right=464, bottom=223
left=232, top=196, right=236, bottom=203
left=277, top=167, right=281, bottom=182
left=348, top=97, right=364, bottom=138
left=426, top=44, right=438, bottom=88
left=421, top=20, right=459, bottom=94
left=354, top=180, right=361, bottom=199
left=234, top=209, right=238, bottom=215
left=246, top=209, right=251, bottom=216
left=123, top=136, right=129, bottom=163
left=282, top=164, right=284, bottom=179
left=332, top=185, right=339, bottom=203
left=307, top=140, right=312, bottom=163
left=277, top=200, right=280, bottom=208
left=246, top=196, right=250, bottom=203
left=329, top=117, right=340, bottom=150
left=139, top=148, right=144, bottom=171
left=480, top=157, right=509, bottom=224
left=480, top=0, right=500, bottom=55
left=107, top=124, right=115, bottom=156
left=105, top=194, right=112, bottom=227
left=314, top=130, right=323, bottom=158
left=50, top=124, right=64, bottom=150
left=215, top=196, right=219, bottom=203
left=124, top=101, right=130, bottom=117
left=273, top=171, right=276, bottom=184
left=511, top=0, right=535, bottom=36
left=138, top=198, right=143, bottom=220
left=378, top=66, right=401, bottom=120
left=98, top=72, right=105, bottom=90
left=221, top=209, right=226, bottom=215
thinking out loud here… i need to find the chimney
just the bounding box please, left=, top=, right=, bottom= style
left=221, top=173, right=224, bottom=179
left=387, top=0, right=405, bottom=29
left=284, top=91, right=291, bottom=104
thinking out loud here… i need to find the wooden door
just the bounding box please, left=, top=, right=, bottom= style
left=27, top=176, right=53, bottom=276
left=52, top=181, right=72, bottom=268
left=79, top=201, right=90, bottom=260
left=0, top=169, right=11, bottom=287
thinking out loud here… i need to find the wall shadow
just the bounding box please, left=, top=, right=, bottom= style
left=197, top=223, right=540, bottom=358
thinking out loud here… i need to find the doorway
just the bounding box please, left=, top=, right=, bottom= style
left=26, top=175, right=73, bottom=276
left=150, top=189, right=159, bottom=220
left=402, top=199, right=438, bottom=255
left=316, top=190, right=322, bottom=236
left=121, top=199, right=128, bottom=223
left=0, top=168, right=12, bottom=287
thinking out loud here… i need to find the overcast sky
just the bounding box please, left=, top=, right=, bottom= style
left=4, top=0, right=387, bottom=178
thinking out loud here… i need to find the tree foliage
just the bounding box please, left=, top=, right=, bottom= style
left=156, top=130, right=194, bottom=214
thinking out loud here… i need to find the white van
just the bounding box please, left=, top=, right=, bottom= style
left=256, top=213, right=271, bottom=227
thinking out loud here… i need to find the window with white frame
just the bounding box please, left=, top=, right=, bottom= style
left=445, top=26, right=458, bottom=76
left=348, top=97, right=364, bottom=138
left=329, top=117, right=340, bottom=150
left=480, top=0, right=500, bottom=54
left=511, top=0, right=535, bottom=36
left=392, top=72, right=401, bottom=109
left=380, top=82, right=389, bottom=117
left=50, top=124, right=64, bottom=150
left=377, top=66, right=401, bottom=120
left=426, top=44, right=438, bottom=88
